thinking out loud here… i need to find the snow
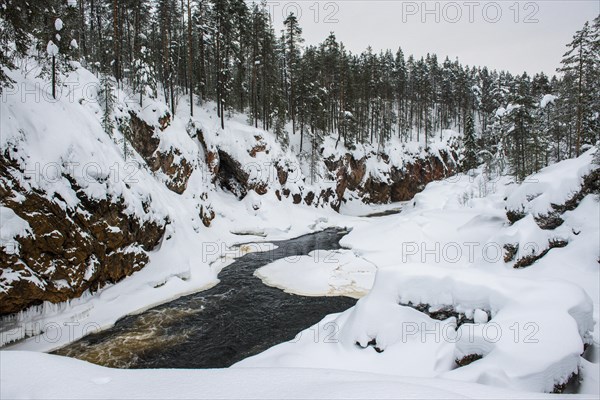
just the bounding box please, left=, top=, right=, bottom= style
left=239, top=264, right=593, bottom=392
left=505, top=150, right=596, bottom=217
left=238, top=152, right=599, bottom=394
left=0, top=60, right=365, bottom=350
left=0, top=207, right=31, bottom=254
left=46, top=41, right=58, bottom=56
left=2, top=351, right=586, bottom=399
left=540, top=94, right=557, bottom=108
left=255, top=249, right=376, bottom=298
left=473, top=309, right=488, bottom=324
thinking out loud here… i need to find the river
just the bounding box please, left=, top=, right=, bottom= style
left=53, top=228, right=357, bottom=369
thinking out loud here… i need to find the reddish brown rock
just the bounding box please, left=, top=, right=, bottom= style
left=158, top=113, right=171, bottom=131
left=128, top=112, right=193, bottom=194
left=326, top=150, right=457, bottom=206
left=304, top=192, right=315, bottom=206
left=0, top=156, right=165, bottom=316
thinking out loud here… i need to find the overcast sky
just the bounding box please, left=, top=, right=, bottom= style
left=264, top=0, right=599, bottom=76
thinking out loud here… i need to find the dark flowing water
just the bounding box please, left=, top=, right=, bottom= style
left=53, top=228, right=356, bottom=369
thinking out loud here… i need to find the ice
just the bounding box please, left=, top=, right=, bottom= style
left=255, top=249, right=377, bottom=298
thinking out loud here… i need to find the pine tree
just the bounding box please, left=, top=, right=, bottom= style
left=132, top=45, right=157, bottom=106
left=558, top=20, right=596, bottom=156
left=34, top=2, right=78, bottom=99
left=588, top=15, right=600, bottom=146
left=1, top=0, right=597, bottom=179
left=506, top=74, right=536, bottom=181
left=283, top=12, right=303, bottom=140
left=98, top=74, right=116, bottom=136
left=478, top=67, right=496, bottom=136
left=462, top=114, right=478, bottom=171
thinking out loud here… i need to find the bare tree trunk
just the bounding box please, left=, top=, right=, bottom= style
left=575, top=42, right=583, bottom=157
left=113, top=0, right=120, bottom=82
left=79, top=0, right=86, bottom=59
left=52, top=55, right=56, bottom=99
left=187, top=0, right=193, bottom=116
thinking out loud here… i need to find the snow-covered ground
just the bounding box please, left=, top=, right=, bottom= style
left=5, top=350, right=587, bottom=400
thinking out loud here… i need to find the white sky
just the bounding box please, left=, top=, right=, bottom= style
left=262, top=0, right=599, bottom=76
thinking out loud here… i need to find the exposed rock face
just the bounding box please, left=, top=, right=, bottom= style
left=206, top=145, right=456, bottom=209
left=211, top=149, right=268, bottom=198
left=327, top=154, right=366, bottom=205
left=327, top=150, right=457, bottom=206
left=128, top=113, right=161, bottom=160
left=197, top=127, right=457, bottom=209
left=151, top=150, right=193, bottom=194
left=194, top=128, right=219, bottom=179
left=388, top=154, right=454, bottom=202
left=128, top=113, right=193, bottom=194
left=216, top=149, right=251, bottom=198
left=248, top=135, right=268, bottom=157
left=456, top=354, right=483, bottom=367
left=0, top=156, right=166, bottom=316
left=513, top=239, right=568, bottom=269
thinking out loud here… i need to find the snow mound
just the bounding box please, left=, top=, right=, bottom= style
left=239, top=263, right=594, bottom=393
left=255, top=249, right=377, bottom=298
left=505, top=149, right=597, bottom=217
left=3, top=350, right=568, bottom=399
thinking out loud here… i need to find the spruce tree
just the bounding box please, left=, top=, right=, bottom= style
left=463, top=114, right=478, bottom=171
left=558, top=21, right=596, bottom=156
left=283, top=12, right=303, bottom=140
left=98, top=74, right=116, bottom=136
